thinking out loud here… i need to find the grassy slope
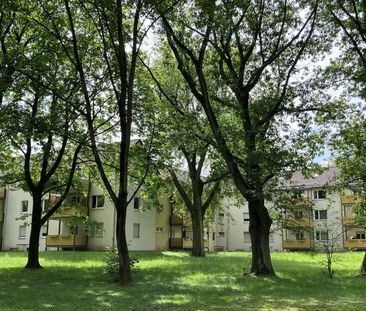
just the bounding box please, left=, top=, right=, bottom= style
left=0, top=251, right=365, bottom=311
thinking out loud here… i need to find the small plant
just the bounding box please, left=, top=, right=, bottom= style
left=104, top=250, right=139, bottom=280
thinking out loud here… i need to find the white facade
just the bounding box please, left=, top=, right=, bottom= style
left=0, top=167, right=365, bottom=252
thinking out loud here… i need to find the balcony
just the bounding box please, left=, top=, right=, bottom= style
left=284, top=218, right=313, bottom=228
left=283, top=239, right=313, bottom=250
left=46, top=235, right=87, bottom=247
left=294, top=198, right=312, bottom=207
left=51, top=205, right=87, bottom=219
left=343, top=216, right=356, bottom=226
left=170, top=215, right=183, bottom=225
left=169, top=238, right=209, bottom=249
left=0, top=188, right=5, bottom=199
left=341, top=195, right=363, bottom=205
left=344, top=239, right=366, bottom=250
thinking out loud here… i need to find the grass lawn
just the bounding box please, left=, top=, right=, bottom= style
left=0, top=251, right=365, bottom=310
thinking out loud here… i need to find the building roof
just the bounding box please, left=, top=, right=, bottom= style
left=282, top=167, right=339, bottom=189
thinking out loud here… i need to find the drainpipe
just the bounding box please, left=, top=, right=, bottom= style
left=1, top=186, right=9, bottom=250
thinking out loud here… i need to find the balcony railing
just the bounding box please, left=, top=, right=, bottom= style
left=343, top=216, right=356, bottom=226
left=344, top=239, right=366, bottom=249
left=284, top=218, right=313, bottom=228
left=51, top=205, right=87, bottom=219
left=170, top=215, right=183, bottom=225
left=341, top=195, right=363, bottom=205
left=169, top=238, right=209, bottom=249
left=294, top=198, right=312, bottom=207
left=283, top=239, right=313, bottom=249
left=0, top=188, right=5, bottom=199
left=46, top=235, right=87, bottom=247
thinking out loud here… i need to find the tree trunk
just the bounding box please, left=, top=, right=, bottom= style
left=25, top=196, right=43, bottom=269
left=248, top=197, right=275, bottom=276
left=360, top=252, right=366, bottom=275
left=115, top=204, right=132, bottom=285
left=191, top=209, right=205, bottom=257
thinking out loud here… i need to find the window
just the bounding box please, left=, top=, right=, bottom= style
left=314, top=190, right=326, bottom=199
left=19, top=225, right=26, bottom=239
left=295, top=232, right=304, bottom=240
left=292, top=190, right=303, bottom=199
left=21, top=201, right=28, bottom=213
left=133, top=223, right=140, bottom=238
left=244, top=232, right=251, bottom=243
left=218, top=231, right=225, bottom=237
left=294, top=210, right=303, bottom=219
left=356, top=231, right=366, bottom=239
left=133, top=197, right=140, bottom=210
left=218, top=212, right=225, bottom=217
left=212, top=232, right=216, bottom=241
left=156, top=227, right=163, bottom=233
left=41, top=199, right=49, bottom=212
left=316, top=231, right=328, bottom=241
left=92, top=195, right=105, bottom=209
left=314, top=210, right=327, bottom=220
left=89, top=222, right=103, bottom=238
left=40, top=225, right=47, bottom=238
left=243, top=212, right=250, bottom=222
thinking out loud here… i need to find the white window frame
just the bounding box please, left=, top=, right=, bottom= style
left=19, top=225, right=26, bottom=239
left=218, top=231, right=225, bottom=238
left=89, top=222, right=104, bottom=238
left=40, top=225, right=47, bottom=238
left=314, top=210, right=327, bottom=220
left=133, top=223, right=140, bottom=238
left=243, top=212, right=250, bottom=222
left=92, top=195, right=105, bottom=209
left=314, top=190, right=326, bottom=200
left=133, top=197, right=141, bottom=210
left=21, top=200, right=28, bottom=213
left=315, top=230, right=328, bottom=241
left=212, top=232, right=216, bottom=241
left=156, top=226, right=163, bottom=233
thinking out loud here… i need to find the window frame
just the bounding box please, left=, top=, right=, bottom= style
left=21, top=200, right=28, bottom=213
left=314, top=190, right=326, bottom=200
left=243, top=212, right=250, bottom=222
left=315, top=230, right=328, bottom=241
left=19, top=225, right=26, bottom=239
left=133, top=223, right=140, bottom=238
left=314, top=210, right=327, bottom=220
left=133, top=197, right=140, bottom=210
left=92, top=195, right=105, bottom=209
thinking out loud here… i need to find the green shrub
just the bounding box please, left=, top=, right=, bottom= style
left=104, top=250, right=139, bottom=280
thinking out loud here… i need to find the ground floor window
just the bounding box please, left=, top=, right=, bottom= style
left=19, top=225, right=26, bottom=239
left=133, top=223, right=140, bottom=238
left=315, top=230, right=328, bottom=241
left=89, top=222, right=104, bottom=238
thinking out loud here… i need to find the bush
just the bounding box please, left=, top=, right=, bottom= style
left=104, top=250, right=139, bottom=280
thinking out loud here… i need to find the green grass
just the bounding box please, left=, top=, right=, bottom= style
left=0, top=251, right=365, bottom=310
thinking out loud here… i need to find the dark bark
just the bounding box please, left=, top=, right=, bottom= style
left=248, top=197, right=275, bottom=276
left=116, top=204, right=132, bottom=284
left=25, top=195, right=43, bottom=269
left=360, top=252, right=366, bottom=275
left=191, top=209, right=205, bottom=257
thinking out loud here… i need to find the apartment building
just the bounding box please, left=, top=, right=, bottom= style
left=0, top=167, right=365, bottom=252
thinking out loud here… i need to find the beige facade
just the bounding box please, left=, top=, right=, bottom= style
left=1, top=167, right=365, bottom=252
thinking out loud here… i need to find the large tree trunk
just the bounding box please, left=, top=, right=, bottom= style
left=191, top=208, right=205, bottom=257
left=248, top=197, right=275, bottom=276
left=115, top=204, right=132, bottom=285
left=360, top=252, right=366, bottom=275
left=25, top=196, right=42, bottom=269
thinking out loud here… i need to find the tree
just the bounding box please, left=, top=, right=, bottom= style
left=35, top=0, right=159, bottom=284
left=154, top=0, right=324, bottom=275
left=0, top=1, right=85, bottom=269
left=140, top=51, right=226, bottom=257
left=327, top=0, right=366, bottom=275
